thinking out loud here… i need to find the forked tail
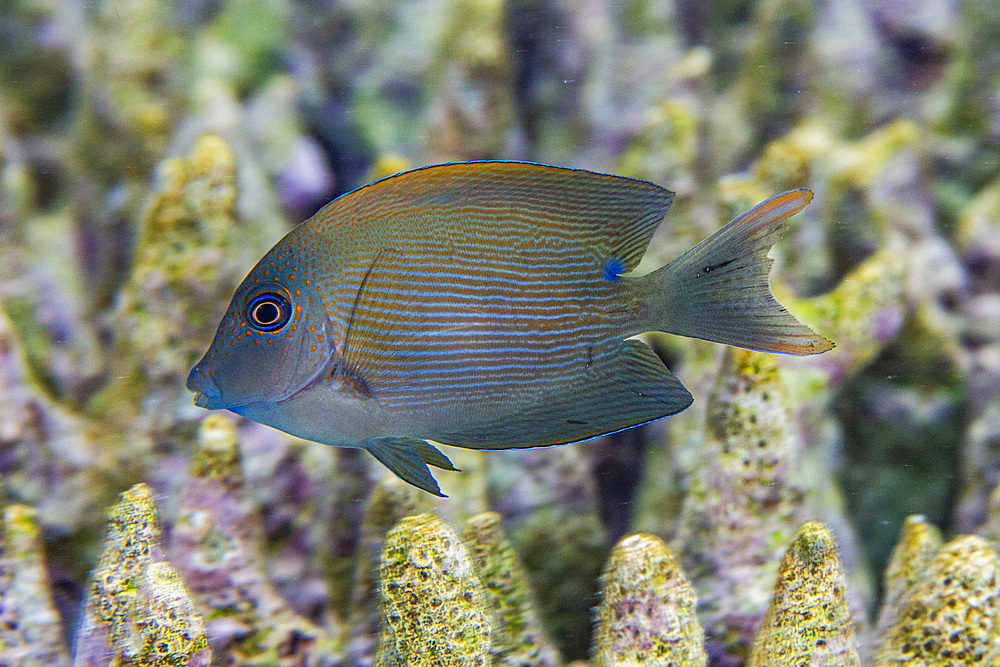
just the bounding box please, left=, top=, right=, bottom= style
left=641, top=189, right=834, bottom=355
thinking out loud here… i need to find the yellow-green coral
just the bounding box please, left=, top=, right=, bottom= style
left=462, top=511, right=561, bottom=667
left=97, top=133, right=243, bottom=428
left=0, top=504, right=72, bottom=667
left=748, top=521, right=860, bottom=666
left=377, top=513, right=491, bottom=667
left=350, top=474, right=435, bottom=662
left=786, top=247, right=907, bottom=378
left=593, top=533, right=706, bottom=667
left=677, top=347, right=801, bottom=569
left=872, top=514, right=943, bottom=643
left=874, top=535, right=1000, bottom=665
left=133, top=133, right=237, bottom=288
left=674, top=347, right=806, bottom=663
left=76, top=0, right=187, bottom=181
left=76, top=483, right=210, bottom=666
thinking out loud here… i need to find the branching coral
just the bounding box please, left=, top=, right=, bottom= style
left=74, top=484, right=211, bottom=667
left=377, top=513, right=491, bottom=667
left=594, top=533, right=705, bottom=667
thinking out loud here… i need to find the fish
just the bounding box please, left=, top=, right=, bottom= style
left=187, top=161, right=833, bottom=496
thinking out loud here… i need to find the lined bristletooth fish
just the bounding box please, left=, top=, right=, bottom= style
left=187, top=161, right=833, bottom=496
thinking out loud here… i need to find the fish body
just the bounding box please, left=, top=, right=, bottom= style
left=187, top=161, right=832, bottom=495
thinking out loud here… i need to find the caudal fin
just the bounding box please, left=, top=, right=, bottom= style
left=642, top=189, right=834, bottom=355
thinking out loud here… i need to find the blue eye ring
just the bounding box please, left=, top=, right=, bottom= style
left=245, top=291, right=291, bottom=332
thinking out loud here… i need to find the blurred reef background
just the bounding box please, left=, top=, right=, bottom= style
left=1, top=0, right=1000, bottom=665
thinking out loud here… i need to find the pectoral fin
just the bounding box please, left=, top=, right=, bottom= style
left=364, top=437, right=457, bottom=497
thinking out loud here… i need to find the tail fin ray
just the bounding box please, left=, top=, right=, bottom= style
left=643, top=189, right=833, bottom=355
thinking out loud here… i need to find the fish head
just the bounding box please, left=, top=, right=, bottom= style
left=187, top=236, right=337, bottom=411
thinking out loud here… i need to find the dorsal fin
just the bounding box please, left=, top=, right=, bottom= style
left=311, top=161, right=675, bottom=272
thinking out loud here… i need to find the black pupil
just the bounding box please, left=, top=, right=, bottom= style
left=255, top=301, right=280, bottom=324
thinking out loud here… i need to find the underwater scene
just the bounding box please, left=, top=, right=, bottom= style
left=1, top=0, right=999, bottom=665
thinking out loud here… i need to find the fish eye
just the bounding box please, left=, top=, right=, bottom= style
left=245, top=291, right=291, bottom=332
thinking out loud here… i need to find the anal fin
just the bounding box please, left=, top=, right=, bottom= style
left=364, top=436, right=456, bottom=496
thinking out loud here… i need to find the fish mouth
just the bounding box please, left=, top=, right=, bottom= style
left=192, top=391, right=232, bottom=410
left=186, top=363, right=234, bottom=410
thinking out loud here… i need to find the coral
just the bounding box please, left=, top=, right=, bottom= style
left=73, top=0, right=187, bottom=184
left=748, top=521, right=860, bottom=666
left=674, top=347, right=805, bottom=665
left=787, top=248, right=907, bottom=385
left=349, top=474, right=434, bottom=665
left=873, top=535, right=1000, bottom=665
left=74, top=483, right=211, bottom=667
left=100, top=134, right=242, bottom=430
left=376, top=513, right=491, bottom=667
left=593, top=533, right=705, bottom=667
left=0, top=504, right=71, bottom=667
left=169, top=415, right=342, bottom=664
left=462, top=511, right=562, bottom=666
left=871, top=515, right=943, bottom=654
left=3, top=1, right=1000, bottom=664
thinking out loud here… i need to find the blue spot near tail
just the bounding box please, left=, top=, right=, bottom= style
left=603, top=257, right=625, bottom=281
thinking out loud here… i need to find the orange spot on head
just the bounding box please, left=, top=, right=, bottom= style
left=305, top=279, right=311, bottom=285
left=289, top=274, right=296, bottom=280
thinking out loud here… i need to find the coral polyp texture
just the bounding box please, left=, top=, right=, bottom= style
left=376, top=513, right=491, bottom=667
left=73, top=484, right=211, bottom=667
left=873, top=535, right=1000, bottom=665
left=748, top=522, right=860, bottom=666
left=593, top=533, right=706, bottom=666
left=2, top=0, right=1000, bottom=664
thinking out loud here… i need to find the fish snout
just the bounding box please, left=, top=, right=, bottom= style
left=186, top=363, right=222, bottom=408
